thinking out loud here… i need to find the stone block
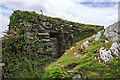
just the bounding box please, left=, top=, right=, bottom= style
left=41, top=39, right=50, bottom=42
left=38, top=33, right=49, bottom=36
left=46, top=22, right=50, bottom=25
left=49, top=24, right=52, bottom=28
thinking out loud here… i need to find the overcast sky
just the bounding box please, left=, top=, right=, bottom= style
left=0, top=0, right=119, bottom=37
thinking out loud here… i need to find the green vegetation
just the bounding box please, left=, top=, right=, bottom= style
left=2, top=10, right=104, bottom=79
left=44, top=33, right=120, bottom=79
left=2, top=26, right=52, bottom=78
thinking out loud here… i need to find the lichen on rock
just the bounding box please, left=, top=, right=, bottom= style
left=99, top=47, right=114, bottom=63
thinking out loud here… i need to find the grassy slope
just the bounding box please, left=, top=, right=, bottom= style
left=44, top=32, right=120, bottom=79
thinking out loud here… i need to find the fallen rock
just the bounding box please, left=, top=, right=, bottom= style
left=99, top=47, right=114, bottom=63
left=110, top=42, right=120, bottom=58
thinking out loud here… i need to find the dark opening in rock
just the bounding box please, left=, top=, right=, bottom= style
left=49, top=32, right=63, bottom=58
left=50, top=32, right=59, bottom=37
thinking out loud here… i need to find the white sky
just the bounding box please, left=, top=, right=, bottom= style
left=0, top=0, right=119, bottom=37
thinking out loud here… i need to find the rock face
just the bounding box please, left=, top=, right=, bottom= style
left=99, top=42, right=120, bottom=63
left=8, top=10, right=103, bottom=58
left=110, top=42, right=120, bottom=58
left=104, top=22, right=120, bottom=41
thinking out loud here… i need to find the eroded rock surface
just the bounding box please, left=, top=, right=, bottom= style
left=110, top=42, right=120, bottom=58
left=104, top=22, right=120, bottom=41
left=95, top=31, right=102, bottom=40
left=99, top=47, right=114, bottom=63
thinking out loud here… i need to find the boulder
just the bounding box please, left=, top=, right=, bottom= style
left=104, top=22, right=120, bottom=41
left=110, top=42, right=120, bottom=58
left=99, top=47, right=114, bottom=63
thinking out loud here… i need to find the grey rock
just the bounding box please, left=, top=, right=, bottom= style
left=105, top=40, right=109, bottom=43
left=72, top=74, right=81, bottom=80
left=29, top=37, right=33, bottom=40
left=41, top=39, right=50, bottom=42
left=43, top=22, right=46, bottom=27
left=110, top=42, right=120, bottom=58
left=99, top=47, right=114, bottom=63
left=41, top=27, right=45, bottom=30
left=81, top=40, right=89, bottom=50
left=94, top=31, right=102, bottom=40
left=43, top=36, right=49, bottom=39
left=19, top=23, right=24, bottom=25
left=41, top=17, right=47, bottom=21
left=45, top=26, right=50, bottom=29
left=46, top=22, right=50, bottom=25
left=69, top=25, right=73, bottom=28
left=55, top=28, right=58, bottom=30
left=104, top=22, right=120, bottom=41
left=39, top=25, right=43, bottom=28
left=38, top=33, right=49, bottom=36
left=49, top=24, right=52, bottom=28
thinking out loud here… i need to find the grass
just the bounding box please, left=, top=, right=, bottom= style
left=43, top=33, right=120, bottom=79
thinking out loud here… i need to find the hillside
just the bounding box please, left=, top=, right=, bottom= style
left=2, top=10, right=103, bottom=78
left=44, top=22, right=120, bottom=79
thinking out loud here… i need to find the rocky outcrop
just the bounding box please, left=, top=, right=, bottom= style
left=99, top=47, right=114, bottom=63
left=99, top=22, right=120, bottom=62
left=80, top=23, right=120, bottom=63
